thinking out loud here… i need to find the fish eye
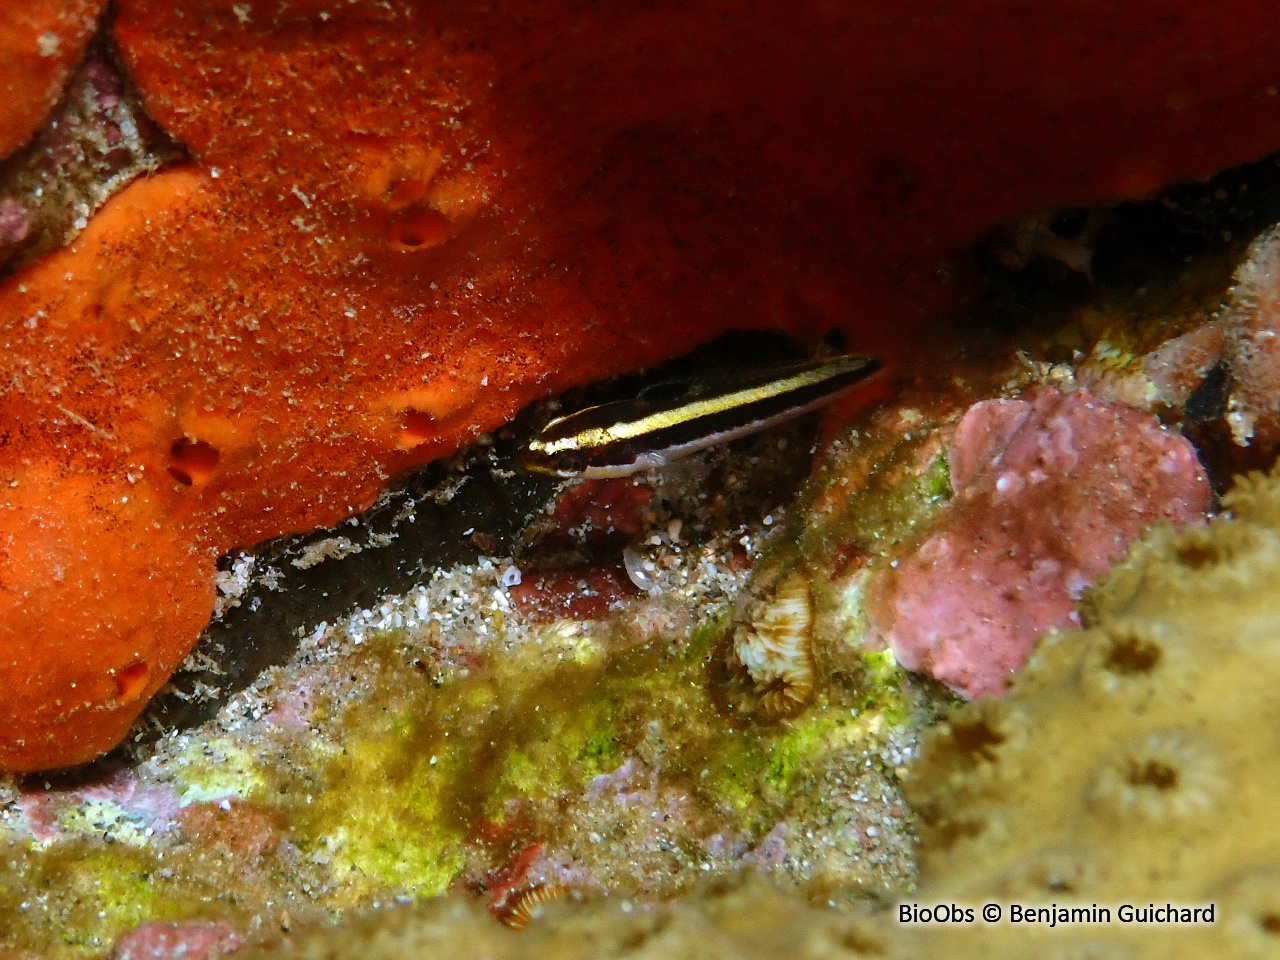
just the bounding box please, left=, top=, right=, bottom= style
left=519, top=444, right=584, bottom=476
left=555, top=450, right=589, bottom=475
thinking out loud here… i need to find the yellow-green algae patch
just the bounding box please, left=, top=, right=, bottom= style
left=805, top=430, right=953, bottom=574
left=278, top=671, right=473, bottom=899
left=56, top=799, right=154, bottom=848
left=0, top=838, right=225, bottom=955
left=171, top=739, right=269, bottom=805
left=760, top=703, right=856, bottom=799
left=854, top=649, right=909, bottom=723
left=490, top=695, right=622, bottom=803
left=276, top=596, right=924, bottom=903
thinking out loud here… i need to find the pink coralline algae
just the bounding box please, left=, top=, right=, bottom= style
left=868, top=387, right=1210, bottom=699
left=16, top=770, right=184, bottom=843
left=109, top=921, right=242, bottom=960
left=0, top=196, right=31, bottom=243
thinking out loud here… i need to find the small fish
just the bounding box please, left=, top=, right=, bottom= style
left=520, top=353, right=881, bottom=478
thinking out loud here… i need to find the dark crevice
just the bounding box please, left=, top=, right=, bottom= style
left=0, top=18, right=186, bottom=279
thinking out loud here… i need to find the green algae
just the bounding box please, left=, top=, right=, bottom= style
left=0, top=743, right=294, bottom=957
left=321, top=804, right=467, bottom=900
left=274, top=598, right=912, bottom=904
left=855, top=649, right=909, bottom=723
left=0, top=839, right=222, bottom=957
left=492, top=696, right=622, bottom=803
left=851, top=446, right=951, bottom=554
left=803, top=436, right=952, bottom=581
left=58, top=851, right=167, bottom=947
left=284, top=636, right=473, bottom=899
left=172, top=738, right=268, bottom=805
left=918, top=453, right=951, bottom=502
left=683, top=612, right=727, bottom=662
left=57, top=799, right=153, bottom=847
left=761, top=704, right=845, bottom=798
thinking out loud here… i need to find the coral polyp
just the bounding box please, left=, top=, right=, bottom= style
left=1085, top=730, right=1228, bottom=825
left=732, top=570, right=817, bottom=714
left=499, top=884, right=571, bottom=930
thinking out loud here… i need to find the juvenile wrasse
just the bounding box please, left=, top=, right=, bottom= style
left=520, top=353, right=881, bottom=478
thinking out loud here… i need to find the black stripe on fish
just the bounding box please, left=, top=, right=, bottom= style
left=519, top=354, right=881, bottom=478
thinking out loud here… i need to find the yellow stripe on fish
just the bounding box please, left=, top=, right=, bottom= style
left=520, top=354, right=881, bottom=478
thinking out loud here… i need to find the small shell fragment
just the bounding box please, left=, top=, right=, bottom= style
left=623, top=542, right=661, bottom=593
